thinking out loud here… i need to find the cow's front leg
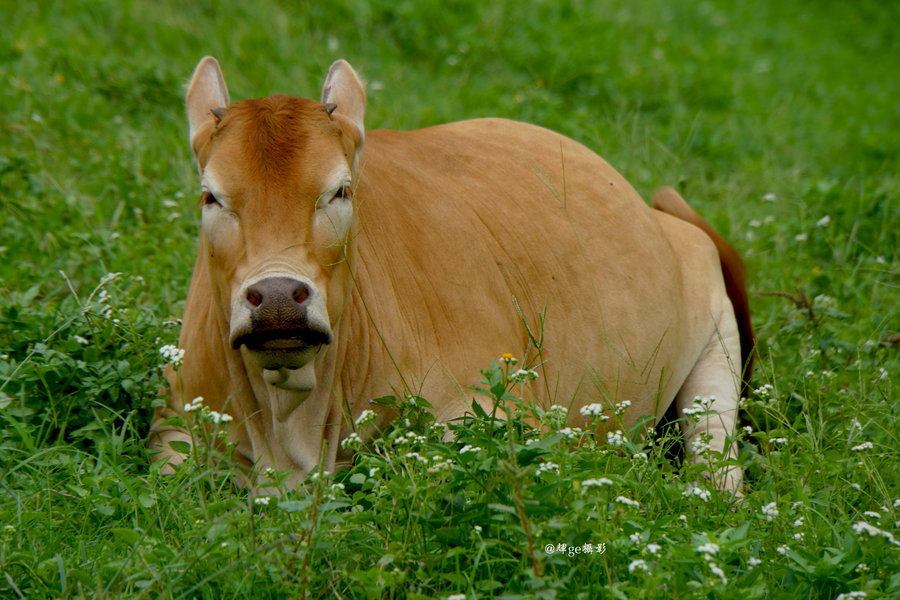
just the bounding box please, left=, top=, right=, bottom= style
left=148, top=406, right=193, bottom=473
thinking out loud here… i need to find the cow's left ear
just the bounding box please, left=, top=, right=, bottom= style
left=186, top=56, right=230, bottom=156
left=322, top=60, right=366, bottom=166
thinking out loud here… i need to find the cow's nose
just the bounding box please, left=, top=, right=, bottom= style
left=231, top=276, right=331, bottom=352
left=245, top=278, right=311, bottom=310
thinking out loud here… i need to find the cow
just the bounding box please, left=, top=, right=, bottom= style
left=148, top=56, right=753, bottom=494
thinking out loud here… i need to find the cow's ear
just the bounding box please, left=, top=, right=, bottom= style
left=186, top=56, right=230, bottom=155
left=321, top=59, right=366, bottom=148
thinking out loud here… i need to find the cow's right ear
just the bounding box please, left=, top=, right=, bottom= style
left=186, top=56, right=230, bottom=155
left=321, top=60, right=366, bottom=160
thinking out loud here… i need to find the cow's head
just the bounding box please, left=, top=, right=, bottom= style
left=185, top=57, right=365, bottom=384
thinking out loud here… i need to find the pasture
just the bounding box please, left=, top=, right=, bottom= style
left=1, top=1, right=898, bottom=598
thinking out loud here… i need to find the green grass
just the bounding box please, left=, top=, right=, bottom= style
left=1, top=0, right=898, bottom=598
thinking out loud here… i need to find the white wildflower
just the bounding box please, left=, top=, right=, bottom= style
left=776, top=545, right=790, bottom=556
left=771, top=437, right=788, bottom=445
left=614, top=400, right=631, bottom=415
left=816, top=215, right=831, bottom=227
left=405, top=431, right=426, bottom=444
left=851, top=441, right=873, bottom=451
left=537, top=461, right=560, bottom=475
left=547, top=404, right=567, bottom=420
left=614, top=496, right=640, bottom=508
left=754, top=383, right=775, bottom=397
left=852, top=521, right=900, bottom=546
left=863, top=511, right=881, bottom=520
left=696, top=395, right=714, bottom=408
left=628, top=559, right=649, bottom=573
left=580, top=403, right=606, bottom=417
left=459, top=444, right=481, bottom=454
left=209, top=411, right=231, bottom=424
left=355, top=409, right=376, bottom=427
left=747, top=556, right=762, bottom=568
left=762, top=193, right=777, bottom=202
left=682, top=397, right=712, bottom=416
left=158, top=344, right=185, bottom=368
left=74, top=335, right=89, bottom=345
left=607, top=430, right=625, bottom=447
left=709, top=562, right=728, bottom=585
left=427, top=457, right=453, bottom=474
left=341, top=432, right=362, bottom=450
left=646, top=542, right=662, bottom=555
left=253, top=496, right=270, bottom=506
left=683, top=485, right=712, bottom=502
left=559, top=427, right=582, bottom=439
left=835, top=592, right=866, bottom=600
left=404, top=452, right=428, bottom=464
left=690, top=438, right=712, bottom=455
left=761, top=501, right=779, bottom=521
left=582, top=477, right=614, bottom=488
left=510, top=368, right=539, bottom=383
left=696, top=542, right=719, bottom=558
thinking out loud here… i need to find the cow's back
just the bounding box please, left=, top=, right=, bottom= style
left=340, top=118, right=719, bottom=427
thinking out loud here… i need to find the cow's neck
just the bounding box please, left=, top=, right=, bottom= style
left=236, top=343, right=345, bottom=485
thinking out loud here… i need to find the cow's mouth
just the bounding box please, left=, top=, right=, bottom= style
left=232, top=328, right=331, bottom=352
left=232, top=327, right=332, bottom=370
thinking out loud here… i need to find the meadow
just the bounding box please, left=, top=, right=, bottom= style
left=1, top=0, right=898, bottom=598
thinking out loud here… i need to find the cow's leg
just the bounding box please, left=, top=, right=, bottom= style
left=675, top=299, right=743, bottom=494
left=148, top=408, right=193, bottom=473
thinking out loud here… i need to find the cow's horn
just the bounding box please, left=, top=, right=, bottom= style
left=211, top=107, right=227, bottom=124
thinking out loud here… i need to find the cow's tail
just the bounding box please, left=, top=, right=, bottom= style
left=651, top=186, right=754, bottom=397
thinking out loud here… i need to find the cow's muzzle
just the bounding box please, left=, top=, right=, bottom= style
left=230, top=276, right=332, bottom=369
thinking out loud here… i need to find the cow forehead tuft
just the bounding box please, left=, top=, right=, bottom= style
left=213, top=95, right=339, bottom=175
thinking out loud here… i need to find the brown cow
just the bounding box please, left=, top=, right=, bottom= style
left=149, top=57, right=753, bottom=493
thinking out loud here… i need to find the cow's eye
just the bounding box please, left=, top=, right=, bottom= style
left=201, top=191, right=221, bottom=207
left=330, top=184, right=351, bottom=203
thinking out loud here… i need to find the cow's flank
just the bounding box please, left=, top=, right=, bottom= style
left=149, top=57, right=751, bottom=494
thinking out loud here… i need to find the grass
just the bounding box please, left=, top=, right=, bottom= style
left=1, top=0, right=898, bottom=598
